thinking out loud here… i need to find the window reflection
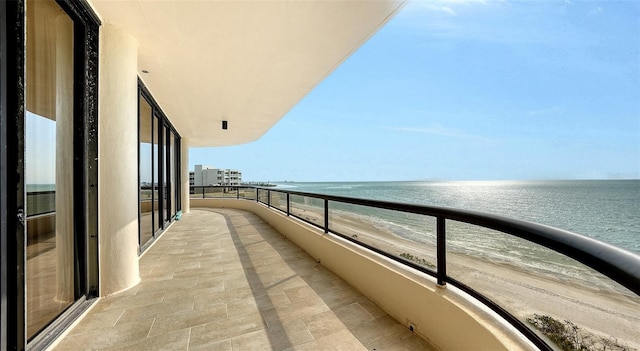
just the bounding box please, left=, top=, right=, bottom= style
left=25, top=0, right=75, bottom=339
left=138, top=87, right=181, bottom=250
left=153, top=114, right=160, bottom=232
left=139, top=96, right=153, bottom=245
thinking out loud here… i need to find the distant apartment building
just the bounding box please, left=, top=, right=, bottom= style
left=191, top=165, right=242, bottom=186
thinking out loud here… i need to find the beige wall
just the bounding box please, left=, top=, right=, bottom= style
left=190, top=198, right=535, bottom=351
left=98, top=24, right=140, bottom=296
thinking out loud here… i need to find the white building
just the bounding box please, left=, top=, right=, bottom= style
left=192, top=165, right=242, bottom=186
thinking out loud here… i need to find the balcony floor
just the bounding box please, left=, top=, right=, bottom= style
left=52, top=208, right=434, bottom=350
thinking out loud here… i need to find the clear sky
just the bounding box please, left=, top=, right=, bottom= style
left=190, top=0, right=640, bottom=182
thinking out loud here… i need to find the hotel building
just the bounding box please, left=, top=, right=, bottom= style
left=191, top=165, right=242, bottom=187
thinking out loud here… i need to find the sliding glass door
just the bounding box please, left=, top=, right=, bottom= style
left=138, top=84, right=181, bottom=251
left=25, top=0, right=77, bottom=338
left=0, top=0, right=100, bottom=347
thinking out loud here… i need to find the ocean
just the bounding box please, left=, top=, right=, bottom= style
left=273, top=180, right=640, bottom=256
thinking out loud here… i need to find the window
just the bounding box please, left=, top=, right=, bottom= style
left=138, top=83, right=181, bottom=251
left=139, top=95, right=153, bottom=245
left=15, top=0, right=100, bottom=346
left=25, top=0, right=76, bottom=339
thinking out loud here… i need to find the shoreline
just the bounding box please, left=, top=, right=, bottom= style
left=286, top=201, right=640, bottom=349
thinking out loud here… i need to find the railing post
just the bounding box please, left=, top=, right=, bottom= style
left=324, top=199, right=329, bottom=233
left=286, top=193, right=290, bottom=216
left=201, top=186, right=204, bottom=199
left=437, top=217, right=446, bottom=287
left=256, top=188, right=259, bottom=202
left=267, top=190, right=271, bottom=207
left=237, top=187, right=239, bottom=199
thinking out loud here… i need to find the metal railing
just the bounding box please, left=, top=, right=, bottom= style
left=191, top=185, right=640, bottom=351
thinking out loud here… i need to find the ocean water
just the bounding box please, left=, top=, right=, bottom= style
left=274, top=180, right=640, bottom=256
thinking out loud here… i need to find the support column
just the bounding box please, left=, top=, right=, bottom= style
left=98, top=24, right=140, bottom=295
left=181, top=138, right=190, bottom=214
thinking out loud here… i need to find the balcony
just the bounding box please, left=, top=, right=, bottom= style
left=51, top=208, right=434, bottom=350
left=51, top=186, right=640, bottom=351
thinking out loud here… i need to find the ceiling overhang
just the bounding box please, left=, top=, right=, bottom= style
left=88, top=0, right=405, bottom=147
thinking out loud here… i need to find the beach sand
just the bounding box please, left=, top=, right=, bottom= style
left=284, top=202, right=640, bottom=350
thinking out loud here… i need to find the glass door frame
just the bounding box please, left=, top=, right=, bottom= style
left=1, top=0, right=26, bottom=349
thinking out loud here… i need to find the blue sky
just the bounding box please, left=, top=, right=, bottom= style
left=190, top=0, right=640, bottom=182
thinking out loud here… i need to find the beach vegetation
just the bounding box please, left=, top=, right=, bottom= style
left=527, top=314, right=634, bottom=351
left=399, top=253, right=436, bottom=269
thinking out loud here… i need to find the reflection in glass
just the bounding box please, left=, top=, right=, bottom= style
left=170, top=132, right=176, bottom=218
left=139, top=96, right=153, bottom=246
left=153, top=114, right=160, bottom=232
left=162, top=123, right=168, bottom=224
left=25, top=0, right=75, bottom=339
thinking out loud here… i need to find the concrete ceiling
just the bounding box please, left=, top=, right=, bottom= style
left=88, top=0, right=405, bottom=147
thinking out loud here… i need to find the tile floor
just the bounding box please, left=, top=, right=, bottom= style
left=52, top=208, right=434, bottom=350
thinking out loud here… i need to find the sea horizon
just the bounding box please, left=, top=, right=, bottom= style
left=271, top=179, right=640, bottom=256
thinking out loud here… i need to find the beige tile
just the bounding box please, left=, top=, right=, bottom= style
left=284, top=285, right=318, bottom=302
left=189, top=338, right=232, bottom=351
left=53, top=318, right=154, bottom=350
left=264, top=319, right=314, bottom=350
left=163, top=285, right=224, bottom=304
left=192, top=288, right=250, bottom=310
left=358, top=299, right=387, bottom=319
left=148, top=302, right=227, bottom=336
left=91, top=291, right=166, bottom=313
left=317, top=285, right=366, bottom=310
left=303, top=310, right=347, bottom=339
left=254, top=291, right=291, bottom=311
left=261, top=296, right=329, bottom=327
left=282, top=329, right=367, bottom=351
left=333, top=302, right=374, bottom=329
left=66, top=308, right=124, bottom=335
left=230, top=330, right=272, bottom=351
left=117, top=299, right=194, bottom=325
left=135, top=276, right=198, bottom=294
left=188, top=312, right=266, bottom=348
left=226, top=297, right=260, bottom=318
left=351, top=314, right=414, bottom=349
left=102, top=328, right=190, bottom=351
left=52, top=209, right=433, bottom=351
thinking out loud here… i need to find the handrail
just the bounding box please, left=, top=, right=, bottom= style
left=191, top=185, right=640, bottom=351
left=192, top=185, right=640, bottom=294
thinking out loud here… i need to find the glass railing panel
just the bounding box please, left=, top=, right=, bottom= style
left=446, top=220, right=640, bottom=351
left=238, top=187, right=256, bottom=200
left=221, top=187, right=239, bottom=198
left=269, top=190, right=287, bottom=213
left=203, top=186, right=224, bottom=198
left=189, top=186, right=203, bottom=198
left=289, top=194, right=324, bottom=228
left=328, top=202, right=437, bottom=271
left=257, top=189, right=269, bottom=204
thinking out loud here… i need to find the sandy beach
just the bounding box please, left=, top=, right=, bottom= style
left=284, top=201, right=640, bottom=350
